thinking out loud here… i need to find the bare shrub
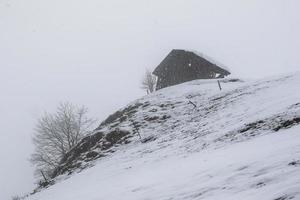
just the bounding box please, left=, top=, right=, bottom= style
left=141, top=69, right=156, bottom=94
left=30, top=102, right=96, bottom=178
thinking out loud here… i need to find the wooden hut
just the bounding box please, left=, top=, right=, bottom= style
left=153, top=49, right=230, bottom=90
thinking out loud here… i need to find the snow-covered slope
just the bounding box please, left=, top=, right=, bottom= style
left=27, top=73, right=300, bottom=200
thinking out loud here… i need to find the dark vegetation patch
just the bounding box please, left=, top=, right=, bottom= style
left=203, top=87, right=258, bottom=116
left=237, top=166, right=249, bottom=171
left=30, top=179, right=56, bottom=194
left=159, top=102, right=176, bottom=109
left=58, top=98, right=165, bottom=175
left=149, top=108, right=158, bottom=112
left=141, top=135, right=157, bottom=143
left=142, top=101, right=151, bottom=108
left=216, top=105, right=300, bottom=143
left=144, top=114, right=171, bottom=122
left=209, top=85, right=270, bottom=113
left=210, top=86, right=250, bottom=102
left=288, top=160, right=300, bottom=166
left=98, top=102, right=143, bottom=128
left=273, top=117, right=300, bottom=131
left=131, top=120, right=142, bottom=129
left=52, top=129, right=132, bottom=178
left=239, top=120, right=265, bottom=133
left=59, top=131, right=105, bottom=165
left=288, top=102, right=300, bottom=109
left=162, top=115, right=171, bottom=120
left=144, top=116, right=160, bottom=121
left=221, top=78, right=243, bottom=83
left=254, top=181, right=266, bottom=188
left=38, top=180, right=54, bottom=189
left=273, top=195, right=295, bottom=200
left=85, top=151, right=99, bottom=159
left=102, top=129, right=132, bottom=150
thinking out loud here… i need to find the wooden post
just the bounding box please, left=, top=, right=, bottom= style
left=134, top=123, right=142, bottom=140
left=40, top=170, right=48, bottom=183
left=132, top=121, right=142, bottom=140
left=217, top=80, right=222, bottom=91
left=188, top=100, right=197, bottom=109
left=136, top=130, right=142, bottom=140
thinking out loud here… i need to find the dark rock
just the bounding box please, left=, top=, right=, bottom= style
left=98, top=103, right=143, bottom=128
left=52, top=129, right=132, bottom=178
left=273, top=195, right=295, bottom=200
left=239, top=120, right=265, bottom=133
left=105, top=129, right=131, bottom=145
left=141, top=136, right=157, bottom=143
left=60, top=131, right=104, bottom=164
left=161, top=115, right=171, bottom=120
left=142, top=102, right=151, bottom=108
left=144, top=115, right=171, bottom=122
left=273, top=117, right=300, bottom=131
left=256, top=182, right=266, bottom=188
left=86, top=151, right=98, bottom=159
left=288, top=160, right=300, bottom=166
left=144, top=116, right=160, bottom=121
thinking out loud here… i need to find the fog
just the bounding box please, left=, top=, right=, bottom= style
left=0, top=0, right=299, bottom=199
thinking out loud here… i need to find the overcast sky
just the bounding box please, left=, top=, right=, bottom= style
left=0, top=0, right=299, bottom=199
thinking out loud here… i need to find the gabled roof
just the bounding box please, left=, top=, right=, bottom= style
left=153, top=49, right=230, bottom=76
left=190, top=50, right=231, bottom=73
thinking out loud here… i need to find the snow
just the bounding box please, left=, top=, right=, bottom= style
left=188, top=49, right=231, bottom=72
left=26, top=73, right=300, bottom=200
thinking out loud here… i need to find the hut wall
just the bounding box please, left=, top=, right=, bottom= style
left=154, top=50, right=230, bottom=90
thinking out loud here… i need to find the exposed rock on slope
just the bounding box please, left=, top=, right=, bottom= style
left=52, top=129, right=132, bottom=177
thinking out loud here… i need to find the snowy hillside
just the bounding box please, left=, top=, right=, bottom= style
left=27, top=73, right=300, bottom=200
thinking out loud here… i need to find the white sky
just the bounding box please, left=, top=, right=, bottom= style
left=0, top=0, right=299, bottom=199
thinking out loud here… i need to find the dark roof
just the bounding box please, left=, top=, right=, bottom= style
left=153, top=49, right=230, bottom=76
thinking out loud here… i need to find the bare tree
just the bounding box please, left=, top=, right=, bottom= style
left=30, top=102, right=96, bottom=178
left=141, top=69, right=157, bottom=94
